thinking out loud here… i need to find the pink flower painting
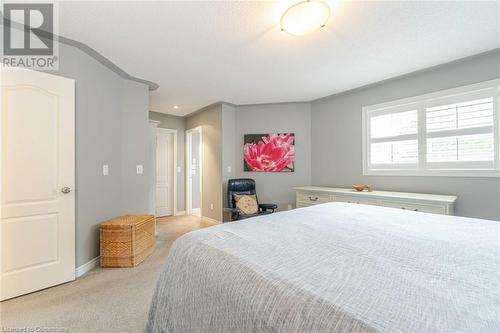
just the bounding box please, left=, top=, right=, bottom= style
left=243, top=133, right=295, bottom=172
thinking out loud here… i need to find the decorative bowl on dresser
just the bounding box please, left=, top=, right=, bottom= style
left=294, top=186, right=457, bottom=215
left=100, top=214, right=155, bottom=267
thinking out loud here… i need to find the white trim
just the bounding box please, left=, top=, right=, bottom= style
left=363, top=169, right=500, bottom=178
left=201, top=216, right=222, bottom=224
left=0, top=68, right=3, bottom=294
left=174, top=210, right=185, bottom=216
left=370, top=133, right=418, bottom=143
left=190, top=208, right=201, bottom=216
left=493, top=86, right=500, bottom=170
left=186, top=131, right=191, bottom=215
left=156, top=128, right=178, bottom=215
left=363, top=79, right=500, bottom=112
left=362, top=79, right=500, bottom=177
left=186, top=126, right=203, bottom=217
left=75, top=256, right=100, bottom=278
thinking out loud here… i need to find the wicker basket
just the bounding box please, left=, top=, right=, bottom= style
left=100, top=215, right=155, bottom=267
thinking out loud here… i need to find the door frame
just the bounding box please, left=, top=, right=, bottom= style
left=156, top=127, right=177, bottom=216
left=185, top=126, right=202, bottom=216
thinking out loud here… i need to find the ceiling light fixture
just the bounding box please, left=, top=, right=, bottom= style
left=173, top=105, right=179, bottom=109
left=280, top=0, right=331, bottom=36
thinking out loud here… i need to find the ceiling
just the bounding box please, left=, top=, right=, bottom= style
left=58, top=1, right=500, bottom=116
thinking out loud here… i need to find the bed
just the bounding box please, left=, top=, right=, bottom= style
left=146, top=203, right=500, bottom=332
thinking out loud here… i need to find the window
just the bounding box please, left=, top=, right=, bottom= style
left=363, top=80, right=500, bottom=177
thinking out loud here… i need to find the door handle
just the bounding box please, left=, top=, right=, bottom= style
left=61, top=187, right=71, bottom=194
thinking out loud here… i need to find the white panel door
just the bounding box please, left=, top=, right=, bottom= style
left=156, top=131, right=173, bottom=217
left=1, top=68, right=75, bottom=301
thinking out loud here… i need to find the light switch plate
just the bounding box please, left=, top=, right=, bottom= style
left=227, top=166, right=232, bottom=173
left=136, top=165, right=143, bottom=174
left=177, top=166, right=181, bottom=173
left=103, top=165, right=109, bottom=176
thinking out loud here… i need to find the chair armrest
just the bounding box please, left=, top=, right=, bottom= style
left=259, top=203, right=277, bottom=213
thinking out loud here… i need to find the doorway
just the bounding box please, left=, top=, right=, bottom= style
left=156, top=128, right=177, bottom=217
left=186, top=127, right=202, bottom=216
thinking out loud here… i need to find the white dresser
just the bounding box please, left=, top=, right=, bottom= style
left=294, top=186, right=457, bottom=215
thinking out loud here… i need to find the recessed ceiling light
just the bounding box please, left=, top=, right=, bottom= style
left=280, top=0, right=331, bottom=36
left=173, top=105, right=179, bottom=109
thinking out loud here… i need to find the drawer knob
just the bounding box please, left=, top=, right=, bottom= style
left=309, top=196, right=318, bottom=201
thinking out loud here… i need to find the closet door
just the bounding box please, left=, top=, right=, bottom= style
left=156, top=130, right=174, bottom=217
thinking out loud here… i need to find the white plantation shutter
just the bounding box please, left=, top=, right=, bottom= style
left=425, top=96, right=495, bottom=168
left=371, top=140, right=418, bottom=165
left=366, top=107, right=419, bottom=168
left=426, top=97, right=494, bottom=132
left=363, top=80, right=500, bottom=177
left=369, top=110, right=419, bottom=165
left=427, top=134, right=494, bottom=163
left=370, top=110, right=418, bottom=138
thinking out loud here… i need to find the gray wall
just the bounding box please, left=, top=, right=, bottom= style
left=186, top=105, right=223, bottom=221
left=311, top=50, right=500, bottom=221
left=50, top=43, right=150, bottom=266
left=222, top=104, right=236, bottom=209
left=235, top=103, right=311, bottom=211
left=121, top=80, right=150, bottom=214
left=149, top=112, right=186, bottom=212
left=148, top=123, right=157, bottom=215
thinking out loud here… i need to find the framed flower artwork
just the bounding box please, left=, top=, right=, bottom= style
left=243, top=133, right=295, bottom=172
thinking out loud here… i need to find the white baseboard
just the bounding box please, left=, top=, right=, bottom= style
left=191, top=208, right=201, bottom=216
left=202, top=216, right=222, bottom=224
left=75, top=256, right=100, bottom=278
left=174, top=210, right=186, bottom=216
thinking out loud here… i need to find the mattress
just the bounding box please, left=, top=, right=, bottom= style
left=146, top=203, right=500, bottom=332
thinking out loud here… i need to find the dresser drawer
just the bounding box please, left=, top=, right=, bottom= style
left=380, top=201, right=446, bottom=215
left=296, top=191, right=330, bottom=205
left=332, top=195, right=378, bottom=206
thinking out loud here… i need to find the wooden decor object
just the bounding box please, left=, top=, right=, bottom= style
left=100, top=215, right=155, bottom=267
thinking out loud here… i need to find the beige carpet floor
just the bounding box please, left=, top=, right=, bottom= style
left=0, top=215, right=218, bottom=333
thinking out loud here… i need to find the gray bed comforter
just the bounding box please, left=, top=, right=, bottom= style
left=146, top=203, right=500, bottom=333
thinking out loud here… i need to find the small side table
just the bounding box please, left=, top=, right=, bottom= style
left=223, top=208, right=234, bottom=223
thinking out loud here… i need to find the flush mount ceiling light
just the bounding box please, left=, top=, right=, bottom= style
left=173, top=105, right=179, bottom=109
left=280, top=0, right=331, bottom=36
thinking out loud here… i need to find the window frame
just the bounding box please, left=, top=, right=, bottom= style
left=362, top=79, right=500, bottom=177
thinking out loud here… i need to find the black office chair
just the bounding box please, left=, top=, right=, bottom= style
left=227, top=178, right=277, bottom=221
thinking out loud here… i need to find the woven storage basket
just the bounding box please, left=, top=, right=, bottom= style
left=100, top=215, right=155, bottom=267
